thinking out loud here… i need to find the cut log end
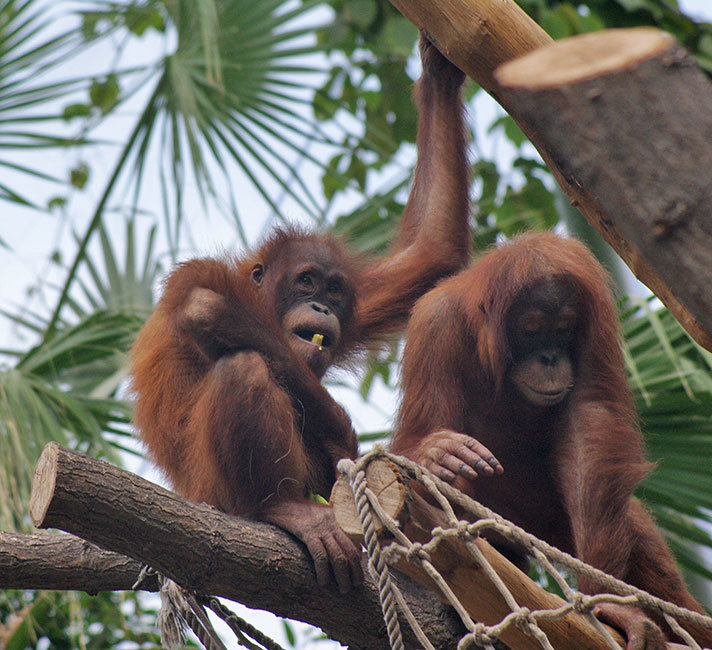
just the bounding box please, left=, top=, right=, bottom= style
left=496, top=27, right=676, bottom=90
left=330, top=458, right=407, bottom=539
left=30, top=441, right=60, bottom=528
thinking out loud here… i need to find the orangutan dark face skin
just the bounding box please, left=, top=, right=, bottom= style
left=506, top=278, right=578, bottom=408
left=261, top=251, right=353, bottom=379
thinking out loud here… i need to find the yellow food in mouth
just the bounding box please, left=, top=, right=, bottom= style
left=311, top=333, right=324, bottom=350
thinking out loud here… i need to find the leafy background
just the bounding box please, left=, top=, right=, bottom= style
left=1, top=0, right=712, bottom=647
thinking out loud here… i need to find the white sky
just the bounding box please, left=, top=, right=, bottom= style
left=680, top=0, right=712, bottom=21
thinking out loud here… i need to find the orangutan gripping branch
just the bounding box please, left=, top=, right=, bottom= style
left=392, top=232, right=712, bottom=649
left=130, top=35, right=470, bottom=593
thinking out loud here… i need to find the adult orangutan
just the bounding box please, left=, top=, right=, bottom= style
left=130, top=35, right=470, bottom=593
left=392, top=232, right=712, bottom=648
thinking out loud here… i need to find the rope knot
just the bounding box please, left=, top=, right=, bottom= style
left=336, top=458, right=355, bottom=477
left=454, top=520, right=470, bottom=537
left=431, top=526, right=445, bottom=537
left=514, top=607, right=535, bottom=632
left=571, top=592, right=591, bottom=613
left=371, top=443, right=386, bottom=456
left=404, top=542, right=430, bottom=562
left=470, top=623, right=498, bottom=646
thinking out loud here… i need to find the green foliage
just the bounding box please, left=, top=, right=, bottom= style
left=69, top=162, right=90, bottom=189
left=332, top=175, right=409, bottom=254
left=45, top=0, right=387, bottom=336
left=0, top=590, right=162, bottom=649
left=80, top=2, right=166, bottom=40
left=89, top=74, right=120, bottom=114
left=316, top=0, right=419, bottom=209
left=516, top=0, right=712, bottom=72
left=0, top=310, right=140, bottom=530
left=623, top=300, right=712, bottom=517
left=0, top=0, right=96, bottom=207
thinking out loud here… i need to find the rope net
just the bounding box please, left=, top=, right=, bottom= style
left=337, top=446, right=712, bottom=650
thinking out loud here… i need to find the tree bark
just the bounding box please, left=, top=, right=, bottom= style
left=26, top=442, right=463, bottom=650
left=386, top=0, right=712, bottom=351
left=0, top=530, right=159, bottom=593
left=387, top=0, right=551, bottom=94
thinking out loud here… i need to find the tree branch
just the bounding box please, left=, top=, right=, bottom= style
left=0, top=530, right=158, bottom=594
left=23, top=442, right=462, bottom=649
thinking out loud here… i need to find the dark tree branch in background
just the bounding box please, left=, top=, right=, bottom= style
left=0, top=530, right=159, bottom=594
left=386, top=0, right=712, bottom=351
left=20, top=443, right=463, bottom=650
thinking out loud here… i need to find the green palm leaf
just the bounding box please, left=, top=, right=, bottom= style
left=47, top=0, right=363, bottom=335
left=622, top=298, right=712, bottom=563
left=0, top=309, right=141, bottom=530
left=0, top=0, right=98, bottom=207
left=1, top=214, right=159, bottom=529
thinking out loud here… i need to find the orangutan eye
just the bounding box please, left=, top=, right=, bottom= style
left=327, top=280, right=343, bottom=299
left=521, top=312, right=543, bottom=335
left=556, top=307, right=576, bottom=332
left=298, top=272, right=314, bottom=290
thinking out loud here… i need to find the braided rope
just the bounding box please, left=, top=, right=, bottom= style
left=340, top=458, right=406, bottom=650
left=337, top=446, right=712, bottom=649
left=157, top=575, right=228, bottom=650
left=153, top=573, right=285, bottom=650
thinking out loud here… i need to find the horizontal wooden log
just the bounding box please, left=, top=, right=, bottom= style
left=0, top=530, right=159, bottom=593
left=28, top=442, right=463, bottom=650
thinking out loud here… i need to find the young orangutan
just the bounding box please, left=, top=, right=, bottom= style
left=393, top=232, right=712, bottom=648
left=131, top=35, right=470, bottom=592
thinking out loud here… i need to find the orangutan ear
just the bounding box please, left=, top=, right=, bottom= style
left=251, top=263, right=264, bottom=286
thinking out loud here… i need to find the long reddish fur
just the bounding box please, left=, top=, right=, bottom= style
left=392, top=232, right=712, bottom=645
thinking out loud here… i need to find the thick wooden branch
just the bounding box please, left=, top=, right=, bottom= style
left=0, top=530, right=159, bottom=593
left=27, top=443, right=463, bottom=650
left=388, top=0, right=712, bottom=351
left=387, top=0, right=551, bottom=94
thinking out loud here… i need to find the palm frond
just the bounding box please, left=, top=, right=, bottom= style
left=621, top=299, right=712, bottom=557
left=0, top=308, right=141, bottom=530
left=47, top=0, right=370, bottom=335
left=0, top=0, right=98, bottom=206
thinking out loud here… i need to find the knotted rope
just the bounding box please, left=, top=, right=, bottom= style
left=337, top=446, right=712, bottom=650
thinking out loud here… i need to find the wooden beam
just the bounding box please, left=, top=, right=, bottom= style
left=27, top=442, right=463, bottom=650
